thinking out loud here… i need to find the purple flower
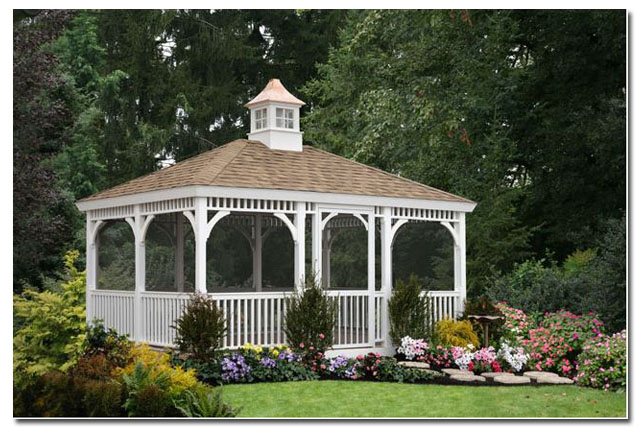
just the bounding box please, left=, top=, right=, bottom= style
left=260, top=357, right=276, bottom=368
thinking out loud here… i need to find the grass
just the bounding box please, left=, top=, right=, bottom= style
left=220, top=380, right=626, bottom=418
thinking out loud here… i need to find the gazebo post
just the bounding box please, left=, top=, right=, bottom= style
left=454, top=213, right=467, bottom=316
left=380, top=207, right=393, bottom=350
left=85, top=219, right=97, bottom=324
left=175, top=214, right=185, bottom=292
left=367, top=212, right=376, bottom=346
left=253, top=213, right=262, bottom=292
left=194, top=197, right=208, bottom=294
left=311, top=207, right=321, bottom=282
left=129, top=204, right=150, bottom=342
left=294, top=202, right=306, bottom=291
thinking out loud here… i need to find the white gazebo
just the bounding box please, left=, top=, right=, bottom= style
left=76, top=79, right=476, bottom=356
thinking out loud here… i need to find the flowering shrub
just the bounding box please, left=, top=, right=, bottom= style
left=396, top=336, right=428, bottom=361
left=497, top=341, right=529, bottom=372
left=451, top=345, right=501, bottom=373
left=495, top=302, right=530, bottom=341
left=216, top=343, right=315, bottom=384
left=523, top=310, right=604, bottom=378
left=319, top=353, right=436, bottom=383
left=577, top=330, right=626, bottom=391
left=423, top=346, right=456, bottom=369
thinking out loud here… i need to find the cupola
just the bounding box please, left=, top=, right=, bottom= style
left=245, top=78, right=305, bottom=151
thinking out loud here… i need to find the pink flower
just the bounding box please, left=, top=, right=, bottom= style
left=319, top=333, right=325, bottom=339
left=299, top=342, right=305, bottom=348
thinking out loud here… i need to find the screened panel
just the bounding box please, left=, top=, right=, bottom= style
left=97, top=220, right=135, bottom=291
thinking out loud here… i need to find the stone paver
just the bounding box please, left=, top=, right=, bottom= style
left=535, top=376, right=574, bottom=385
left=398, top=361, right=430, bottom=369
left=480, top=372, right=514, bottom=379
left=494, top=375, right=531, bottom=384
left=450, top=374, right=486, bottom=382
left=442, top=368, right=473, bottom=376
left=523, top=371, right=559, bottom=379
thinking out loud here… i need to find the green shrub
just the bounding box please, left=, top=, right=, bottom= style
left=122, top=362, right=172, bottom=417
left=577, top=330, right=626, bottom=392
left=486, top=216, right=626, bottom=332
left=172, top=293, right=227, bottom=361
left=82, top=320, right=131, bottom=367
left=174, top=385, right=239, bottom=417
left=284, top=276, right=336, bottom=354
left=433, top=318, right=480, bottom=348
left=13, top=250, right=86, bottom=384
left=388, top=275, right=430, bottom=345
left=82, top=379, right=125, bottom=417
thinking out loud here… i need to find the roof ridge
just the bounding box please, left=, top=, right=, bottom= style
left=303, top=145, right=473, bottom=204
left=200, top=139, right=251, bottom=185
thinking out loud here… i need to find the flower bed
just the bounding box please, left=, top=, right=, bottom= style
left=577, top=330, right=626, bottom=392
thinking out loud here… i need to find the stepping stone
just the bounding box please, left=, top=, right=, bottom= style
left=442, top=368, right=473, bottom=376
left=535, top=376, right=574, bottom=385
left=481, top=372, right=514, bottom=379
left=398, top=361, right=430, bottom=369
left=450, top=374, right=486, bottom=382
left=494, top=375, right=531, bottom=384
left=523, top=371, right=559, bottom=379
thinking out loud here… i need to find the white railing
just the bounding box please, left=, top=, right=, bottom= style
left=327, top=290, right=371, bottom=349
left=425, top=290, right=460, bottom=326
left=89, top=289, right=135, bottom=338
left=90, top=288, right=460, bottom=350
left=140, top=291, right=292, bottom=348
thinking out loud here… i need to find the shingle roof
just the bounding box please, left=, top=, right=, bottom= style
left=244, top=78, right=305, bottom=107
left=80, top=139, right=472, bottom=203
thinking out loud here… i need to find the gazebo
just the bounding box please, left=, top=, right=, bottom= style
left=76, top=79, right=476, bottom=356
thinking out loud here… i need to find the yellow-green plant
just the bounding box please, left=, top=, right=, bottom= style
left=113, top=343, right=198, bottom=399
left=14, top=251, right=86, bottom=383
left=433, top=318, right=480, bottom=348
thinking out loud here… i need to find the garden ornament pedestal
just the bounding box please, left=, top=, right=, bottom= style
left=467, top=315, right=502, bottom=348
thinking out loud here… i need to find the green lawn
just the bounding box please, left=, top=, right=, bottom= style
left=220, top=381, right=626, bottom=418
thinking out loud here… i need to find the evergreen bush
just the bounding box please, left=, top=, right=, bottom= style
left=172, top=293, right=227, bottom=361
left=283, top=276, right=336, bottom=355
left=388, top=275, right=430, bottom=345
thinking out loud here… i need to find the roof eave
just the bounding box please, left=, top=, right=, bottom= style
left=75, top=185, right=477, bottom=213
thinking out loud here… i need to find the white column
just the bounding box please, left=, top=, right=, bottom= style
left=294, top=202, right=306, bottom=291
left=311, top=206, right=321, bottom=281
left=194, top=197, right=208, bottom=294
left=455, top=213, right=467, bottom=315
left=367, top=212, right=376, bottom=346
left=133, top=205, right=145, bottom=342
left=322, top=228, right=331, bottom=287
left=380, top=207, right=393, bottom=349
left=253, top=213, right=263, bottom=292
left=175, top=214, right=185, bottom=292
left=85, top=219, right=97, bottom=324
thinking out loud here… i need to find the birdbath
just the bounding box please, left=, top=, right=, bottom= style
left=467, top=315, right=502, bottom=348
